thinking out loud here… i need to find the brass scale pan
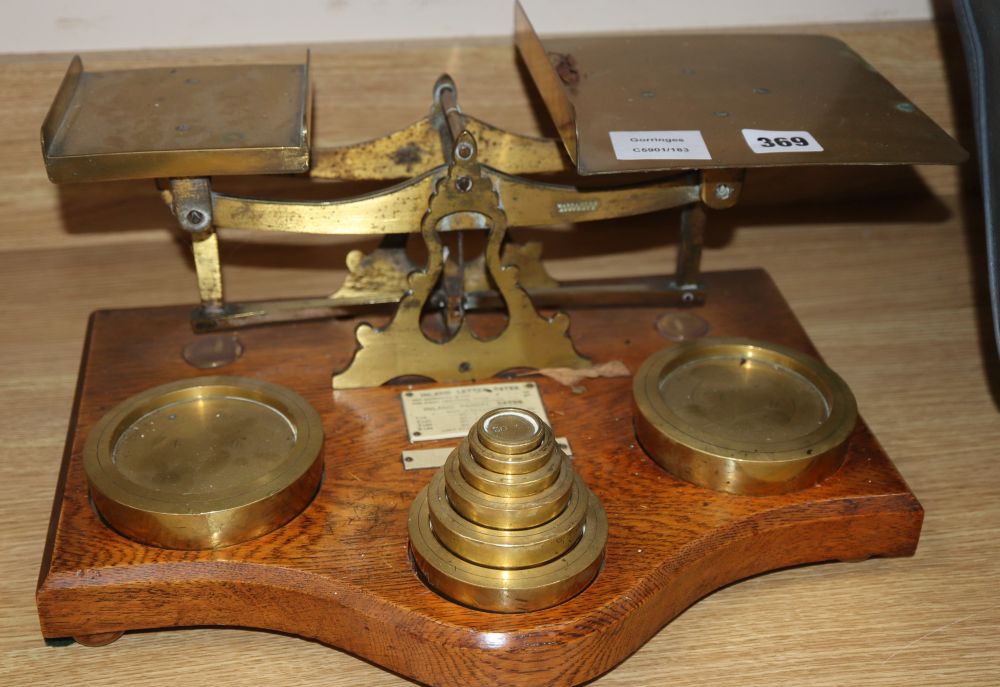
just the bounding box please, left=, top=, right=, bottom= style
left=84, top=376, right=324, bottom=550
left=633, top=337, right=857, bottom=496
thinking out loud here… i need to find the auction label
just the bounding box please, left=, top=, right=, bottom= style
left=742, top=129, right=823, bottom=154
left=609, top=130, right=712, bottom=161
left=401, top=382, right=550, bottom=443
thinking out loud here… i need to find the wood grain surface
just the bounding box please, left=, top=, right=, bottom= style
left=2, top=19, right=999, bottom=687
left=35, top=271, right=924, bottom=687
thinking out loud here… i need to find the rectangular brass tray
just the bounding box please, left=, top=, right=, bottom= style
left=515, top=4, right=967, bottom=175
left=41, top=57, right=311, bottom=183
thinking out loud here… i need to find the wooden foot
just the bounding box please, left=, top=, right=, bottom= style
left=73, top=632, right=123, bottom=647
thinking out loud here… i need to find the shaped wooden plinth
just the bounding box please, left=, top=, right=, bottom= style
left=37, top=269, right=922, bottom=687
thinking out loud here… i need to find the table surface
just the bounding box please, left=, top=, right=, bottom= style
left=2, top=20, right=998, bottom=687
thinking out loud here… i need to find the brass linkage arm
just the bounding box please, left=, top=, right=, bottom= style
left=160, top=168, right=698, bottom=236
left=496, top=169, right=698, bottom=226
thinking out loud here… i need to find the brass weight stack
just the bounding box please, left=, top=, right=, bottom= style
left=408, top=408, right=607, bottom=613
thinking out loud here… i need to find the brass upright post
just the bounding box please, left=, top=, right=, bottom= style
left=674, top=201, right=706, bottom=295
left=169, top=177, right=222, bottom=310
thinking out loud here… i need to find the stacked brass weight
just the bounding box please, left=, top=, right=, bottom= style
left=408, top=408, right=607, bottom=613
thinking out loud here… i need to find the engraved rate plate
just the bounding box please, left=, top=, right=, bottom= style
left=515, top=2, right=966, bottom=175
left=401, top=382, right=550, bottom=442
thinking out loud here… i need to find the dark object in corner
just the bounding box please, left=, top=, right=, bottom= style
left=955, top=0, right=1000, bottom=358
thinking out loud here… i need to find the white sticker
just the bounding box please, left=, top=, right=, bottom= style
left=402, top=437, right=573, bottom=470
left=609, top=130, right=712, bottom=160
left=742, top=129, right=823, bottom=154
left=400, top=382, right=549, bottom=443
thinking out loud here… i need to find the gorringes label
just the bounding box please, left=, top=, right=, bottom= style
left=609, top=130, right=712, bottom=160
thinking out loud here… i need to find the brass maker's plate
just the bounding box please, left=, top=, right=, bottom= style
left=83, top=376, right=324, bottom=549
left=633, top=338, right=857, bottom=495
left=42, top=57, right=311, bottom=182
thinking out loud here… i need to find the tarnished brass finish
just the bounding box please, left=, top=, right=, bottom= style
left=330, top=239, right=559, bottom=306
left=176, top=168, right=697, bottom=236
left=331, top=132, right=590, bottom=388
left=514, top=5, right=577, bottom=171
left=409, top=493, right=606, bottom=613
left=409, top=408, right=607, bottom=612
left=310, top=114, right=569, bottom=180
left=633, top=338, right=858, bottom=495
left=190, top=232, right=224, bottom=307
left=444, top=450, right=574, bottom=529
left=468, top=421, right=556, bottom=475
left=170, top=177, right=223, bottom=308
left=515, top=2, right=967, bottom=174
left=42, top=57, right=310, bottom=183
left=157, top=158, right=699, bottom=334
left=458, top=439, right=561, bottom=497
left=43, top=52, right=713, bottom=342
left=427, top=472, right=589, bottom=568
left=188, top=274, right=709, bottom=332
left=206, top=171, right=440, bottom=236
left=83, top=376, right=324, bottom=549
left=700, top=169, right=745, bottom=210
left=329, top=240, right=417, bottom=303
left=477, top=407, right=544, bottom=454
left=41, top=11, right=967, bottom=381
left=462, top=241, right=558, bottom=292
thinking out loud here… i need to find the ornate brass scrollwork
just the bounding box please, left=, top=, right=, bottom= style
left=332, top=131, right=588, bottom=388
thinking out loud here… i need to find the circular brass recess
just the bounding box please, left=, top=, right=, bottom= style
left=633, top=338, right=857, bottom=495
left=84, top=376, right=324, bottom=549
left=181, top=334, right=243, bottom=369
left=409, top=407, right=607, bottom=613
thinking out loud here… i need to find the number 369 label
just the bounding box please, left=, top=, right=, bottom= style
left=742, top=129, right=823, bottom=154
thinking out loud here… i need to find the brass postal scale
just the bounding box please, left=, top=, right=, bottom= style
left=36, top=3, right=965, bottom=685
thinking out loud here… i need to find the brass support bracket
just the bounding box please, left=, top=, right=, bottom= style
left=672, top=169, right=745, bottom=302
left=169, top=177, right=222, bottom=309
left=332, top=131, right=590, bottom=388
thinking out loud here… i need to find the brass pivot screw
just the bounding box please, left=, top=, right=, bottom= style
left=408, top=408, right=607, bottom=613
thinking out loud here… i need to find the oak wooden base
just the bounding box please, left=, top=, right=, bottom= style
left=36, top=269, right=923, bottom=687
